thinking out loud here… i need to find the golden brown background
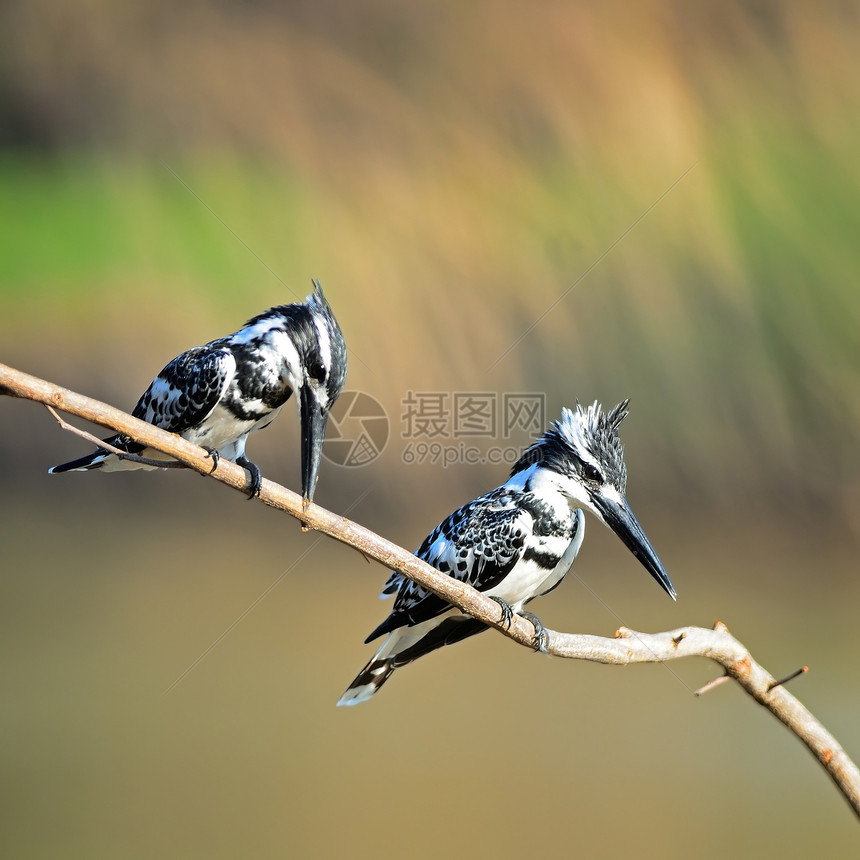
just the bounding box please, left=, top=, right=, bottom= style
left=1, top=1, right=858, bottom=856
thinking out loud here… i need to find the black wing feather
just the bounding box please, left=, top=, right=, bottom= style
left=132, top=345, right=234, bottom=433
left=365, top=488, right=531, bottom=642
left=49, top=345, right=233, bottom=469
left=83, top=346, right=234, bottom=458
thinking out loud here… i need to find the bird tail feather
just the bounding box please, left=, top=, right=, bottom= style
left=48, top=451, right=110, bottom=473
left=48, top=434, right=151, bottom=474
left=336, top=656, right=396, bottom=707
left=337, top=615, right=487, bottom=707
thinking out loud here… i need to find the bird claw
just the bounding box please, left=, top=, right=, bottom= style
left=487, top=596, right=514, bottom=630
left=236, top=456, right=263, bottom=499
left=519, top=610, right=549, bottom=653
left=203, top=447, right=220, bottom=473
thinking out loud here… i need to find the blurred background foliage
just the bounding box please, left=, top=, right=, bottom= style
left=1, top=1, right=859, bottom=857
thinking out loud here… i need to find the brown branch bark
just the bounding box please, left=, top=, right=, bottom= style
left=2, top=360, right=859, bottom=820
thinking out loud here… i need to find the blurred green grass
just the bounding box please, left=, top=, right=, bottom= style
left=1, top=126, right=858, bottom=525
left=0, top=156, right=316, bottom=300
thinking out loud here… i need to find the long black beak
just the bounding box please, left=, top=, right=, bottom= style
left=300, top=386, right=329, bottom=507
left=594, top=493, right=676, bottom=600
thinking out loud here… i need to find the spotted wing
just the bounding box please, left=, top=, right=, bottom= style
left=365, top=488, right=532, bottom=642
left=131, top=345, right=235, bottom=433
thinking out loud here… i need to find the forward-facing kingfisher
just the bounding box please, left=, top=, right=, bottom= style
left=338, top=401, right=674, bottom=705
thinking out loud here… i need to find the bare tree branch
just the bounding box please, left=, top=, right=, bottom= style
left=2, top=360, right=858, bottom=820
left=44, top=404, right=188, bottom=468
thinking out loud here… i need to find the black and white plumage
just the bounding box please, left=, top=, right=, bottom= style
left=49, top=281, right=347, bottom=502
left=337, top=401, right=675, bottom=706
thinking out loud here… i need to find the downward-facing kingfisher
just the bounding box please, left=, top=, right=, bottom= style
left=49, top=281, right=347, bottom=503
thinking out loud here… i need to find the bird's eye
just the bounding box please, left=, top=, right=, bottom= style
left=582, top=463, right=603, bottom=483
left=308, top=361, right=326, bottom=383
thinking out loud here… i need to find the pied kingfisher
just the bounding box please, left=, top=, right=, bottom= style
left=337, top=401, right=675, bottom=706
left=49, top=281, right=347, bottom=503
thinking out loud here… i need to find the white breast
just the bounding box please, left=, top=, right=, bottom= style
left=484, top=510, right=585, bottom=610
